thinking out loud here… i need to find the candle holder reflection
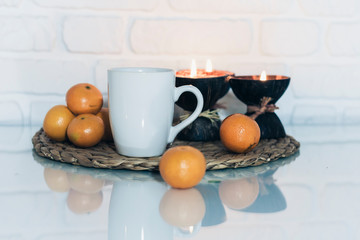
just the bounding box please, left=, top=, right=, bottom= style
left=216, top=169, right=286, bottom=214
left=240, top=168, right=286, bottom=213
left=195, top=183, right=226, bottom=227
left=228, top=74, right=290, bottom=139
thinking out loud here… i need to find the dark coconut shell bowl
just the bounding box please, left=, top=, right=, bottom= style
left=175, top=71, right=234, bottom=112
left=228, top=75, right=290, bottom=140
left=228, top=75, right=290, bottom=106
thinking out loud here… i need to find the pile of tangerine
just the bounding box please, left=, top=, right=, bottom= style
left=43, top=83, right=113, bottom=148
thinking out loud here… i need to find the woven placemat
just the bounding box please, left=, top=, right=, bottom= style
left=32, top=128, right=300, bottom=171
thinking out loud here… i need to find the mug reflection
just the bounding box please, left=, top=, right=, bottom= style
left=109, top=178, right=172, bottom=240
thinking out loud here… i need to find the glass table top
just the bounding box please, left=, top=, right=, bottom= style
left=1, top=125, right=360, bottom=240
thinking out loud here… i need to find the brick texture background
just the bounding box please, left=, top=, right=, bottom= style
left=1, top=0, right=360, bottom=125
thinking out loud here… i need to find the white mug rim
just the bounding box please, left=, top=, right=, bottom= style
left=108, top=67, right=173, bottom=74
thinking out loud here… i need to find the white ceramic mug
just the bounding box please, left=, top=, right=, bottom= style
left=108, top=67, right=204, bottom=157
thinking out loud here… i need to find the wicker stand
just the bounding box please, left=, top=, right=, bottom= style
left=32, top=128, right=300, bottom=171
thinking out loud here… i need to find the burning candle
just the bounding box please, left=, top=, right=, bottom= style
left=175, top=60, right=234, bottom=111
left=176, top=60, right=233, bottom=79
left=190, top=59, right=197, bottom=78
left=260, top=70, right=267, bottom=81
left=227, top=71, right=290, bottom=106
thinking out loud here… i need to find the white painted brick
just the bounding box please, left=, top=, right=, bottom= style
left=63, top=16, right=123, bottom=54
left=30, top=101, right=62, bottom=126
left=0, top=94, right=65, bottom=126
left=322, top=183, right=360, bottom=217
left=0, top=0, right=21, bottom=7
left=291, top=105, right=337, bottom=125
left=287, top=124, right=360, bottom=143
left=224, top=63, right=289, bottom=76
left=291, top=222, right=351, bottom=240
left=170, top=0, right=292, bottom=14
left=327, top=22, right=360, bottom=56
left=95, top=59, right=182, bottom=93
left=0, top=101, right=23, bottom=125
left=33, top=0, right=159, bottom=11
left=0, top=59, right=91, bottom=94
left=0, top=16, right=54, bottom=51
left=299, top=0, right=357, bottom=16
left=291, top=65, right=360, bottom=98
left=130, top=19, right=252, bottom=55
left=261, top=20, right=320, bottom=56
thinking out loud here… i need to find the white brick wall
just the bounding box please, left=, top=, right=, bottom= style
left=0, top=0, right=21, bottom=8
left=298, top=0, right=358, bottom=16
left=0, top=16, right=55, bottom=51
left=169, top=0, right=293, bottom=14
left=0, top=0, right=360, bottom=126
left=63, top=16, right=124, bottom=53
left=130, top=19, right=252, bottom=55
left=33, top=0, right=159, bottom=11
left=261, top=20, right=320, bottom=56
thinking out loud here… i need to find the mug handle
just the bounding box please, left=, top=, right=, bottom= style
left=168, top=85, right=204, bottom=143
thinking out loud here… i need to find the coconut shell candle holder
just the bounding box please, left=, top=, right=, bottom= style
left=175, top=69, right=234, bottom=142
left=228, top=74, right=290, bottom=139
left=175, top=69, right=233, bottom=112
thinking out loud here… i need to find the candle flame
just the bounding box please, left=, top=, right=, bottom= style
left=190, top=59, right=197, bottom=77
left=260, top=70, right=267, bottom=81
left=205, top=59, right=213, bottom=72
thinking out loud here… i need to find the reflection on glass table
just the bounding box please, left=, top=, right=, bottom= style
left=34, top=149, right=298, bottom=239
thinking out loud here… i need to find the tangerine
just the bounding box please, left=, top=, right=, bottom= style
left=220, top=113, right=260, bottom=153
left=43, top=105, right=75, bottom=141
left=66, top=83, right=103, bottom=115
left=159, top=146, right=206, bottom=189
left=67, top=114, right=104, bottom=148
left=96, top=108, right=113, bottom=142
